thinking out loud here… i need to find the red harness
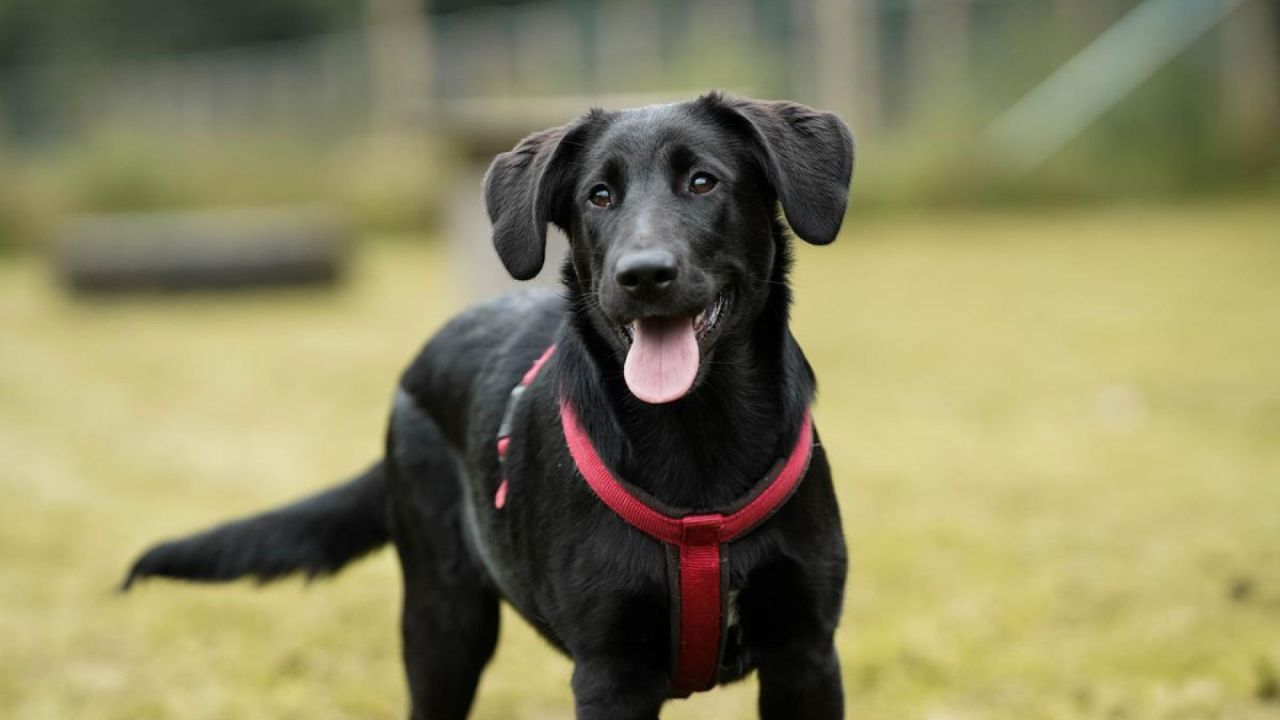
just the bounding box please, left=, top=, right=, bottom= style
left=498, top=345, right=815, bottom=697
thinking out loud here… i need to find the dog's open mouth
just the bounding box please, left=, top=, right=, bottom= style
left=619, top=293, right=731, bottom=405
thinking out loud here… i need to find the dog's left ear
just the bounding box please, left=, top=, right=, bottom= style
left=715, top=96, right=855, bottom=245
left=483, top=116, right=595, bottom=280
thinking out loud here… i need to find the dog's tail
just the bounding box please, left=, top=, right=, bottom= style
left=121, top=461, right=388, bottom=590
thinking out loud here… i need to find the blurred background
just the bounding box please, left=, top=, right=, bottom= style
left=1, top=0, right=1278, bottom=718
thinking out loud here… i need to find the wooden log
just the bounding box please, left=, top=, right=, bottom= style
left=54, top=207, right=349, bottom=294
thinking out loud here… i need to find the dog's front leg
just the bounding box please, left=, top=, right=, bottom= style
left=571, top=656, right=668, bottom=720
left=757, top=640, right=844, bottom=719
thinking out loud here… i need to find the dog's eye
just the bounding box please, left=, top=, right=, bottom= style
left=689, top=173, right=718, bottom=195
left=588, top=185, right=612, bottom=208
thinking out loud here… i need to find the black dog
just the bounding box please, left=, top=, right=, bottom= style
left=125, top=92, right=854, bottom=719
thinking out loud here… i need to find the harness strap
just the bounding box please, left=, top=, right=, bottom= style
left=494, top=344, right=558, bottom=509
left=496, top=342, right=816, bottom=697
left=674, top=514, right=725, bottom=694
left=560, top=400, right=814, bottom=696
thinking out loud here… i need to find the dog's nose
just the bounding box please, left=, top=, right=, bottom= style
left=615, top=249, right=678, bottom=296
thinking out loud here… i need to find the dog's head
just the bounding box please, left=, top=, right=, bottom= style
left=484, top=93, right=854, bottom=404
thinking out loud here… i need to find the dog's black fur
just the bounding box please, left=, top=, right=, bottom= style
left=125, top=93, right=854, bottom=719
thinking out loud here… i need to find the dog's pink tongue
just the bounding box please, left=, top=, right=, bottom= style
left=623, top=317, right=699, bottom=404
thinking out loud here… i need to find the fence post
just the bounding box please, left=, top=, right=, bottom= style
left=907, top=0, right=972, bottom=118
left=366, top=0, right=434, bottom=133
left=1221, top=0, right=1280, bottom=167
left=813, top=0, right=869, bottom=132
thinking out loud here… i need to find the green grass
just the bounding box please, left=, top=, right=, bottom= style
left=2, top=201, right=1278, bottom=719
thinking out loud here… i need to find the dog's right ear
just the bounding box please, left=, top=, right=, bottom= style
left=483, top=116, right=595, bottom=280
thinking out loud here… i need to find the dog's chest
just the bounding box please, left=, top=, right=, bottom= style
left=718, top=587, right=750, bottom=678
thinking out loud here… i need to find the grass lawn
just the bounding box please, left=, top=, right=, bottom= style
left=2, top=200, right=1278, bottom=719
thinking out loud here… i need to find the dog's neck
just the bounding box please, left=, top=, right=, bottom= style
left=556, top=229, right=815, bottom=510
